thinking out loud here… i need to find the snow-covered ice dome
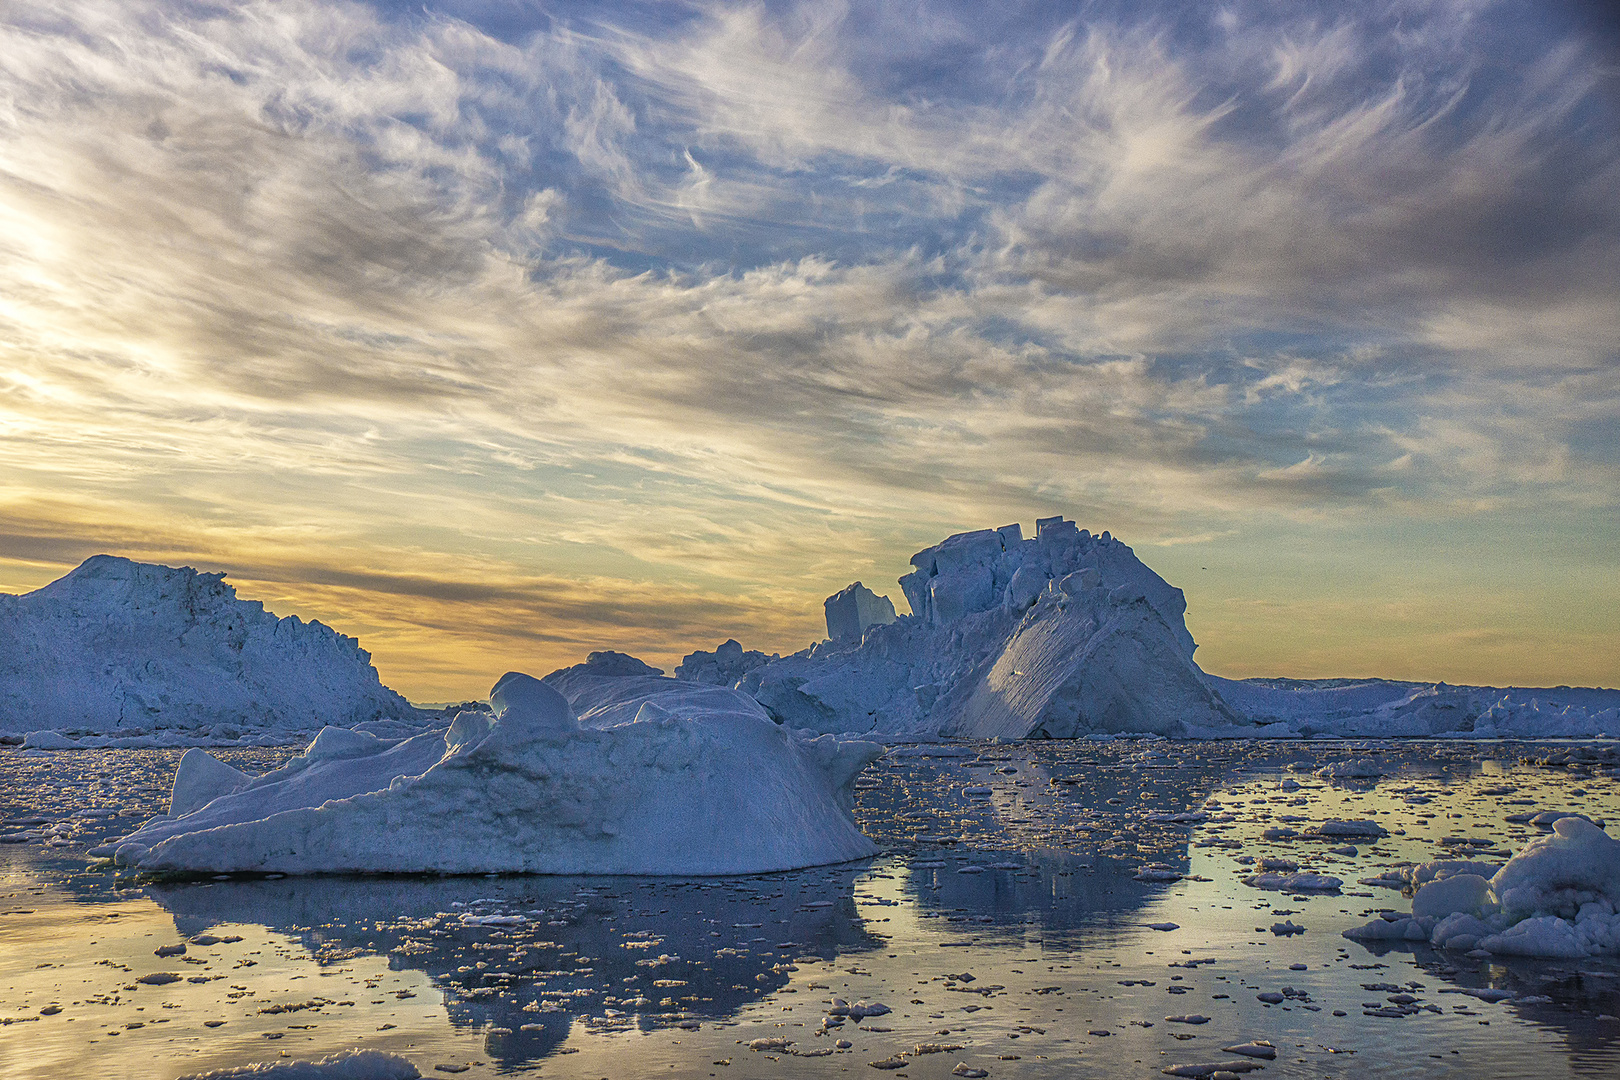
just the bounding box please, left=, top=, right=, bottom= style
left=107, top=665, right=883, bottom=875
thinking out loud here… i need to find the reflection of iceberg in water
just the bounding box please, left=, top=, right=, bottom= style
left=903, top=850, right=1184, bottom=942
left=146, top=869, right=885, bottom=1068
left=866, top=747, right=1223, bottom=941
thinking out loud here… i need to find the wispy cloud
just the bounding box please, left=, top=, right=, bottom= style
left=0, top=0, right=1615, bottom=696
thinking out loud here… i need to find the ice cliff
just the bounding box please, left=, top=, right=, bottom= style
left=107, top=667, right=883, bottom=875
left=0, top=555, right=418, bottom=735
left=718, top=518, right=1244, bottom=739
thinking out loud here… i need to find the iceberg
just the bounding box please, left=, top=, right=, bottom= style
left=720, top=519, right=1243, bottom=738
left=108, top=665, right=882, bottom=875
left=1208, top=675, right=1620, bottom=739
left=0, top=555, right=419, bottom=736
left=1344, top=815, right=1620, bottom=958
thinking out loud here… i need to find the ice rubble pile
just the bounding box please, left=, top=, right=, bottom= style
left=105, top=661, right=882, bottom=875
left=1344, top=815, right=1620, bottom=958
left=674, top=638, right=776, bottom=686
left=1210, top=676, right=1620, bottom=739
left=0, top=556, right=418, bottom=737
left=695, top=518, right=1243, bottom=739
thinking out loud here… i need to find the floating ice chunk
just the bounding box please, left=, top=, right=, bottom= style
left=1412, top=874, right=1493, bottom=920
left=737, top=518, right=1233, bottom=738
left=21, top=730, right=77, bottom=750
left=1221, top=1042, right=1277, bottom=1059
left=173, top=1049, right=420, bottom=1079
left=1161, top=1062, right=1266, bottom=1077
left=1312, top=819, right=1388, bottom=838
left=1314, top=761, right=1386, bottom=779
left=1243, top=872, right=1342, bottom=892
left=109, top=672, right=883, bottom=875
left=1481, top=916, right=1596, bottom=959
left=1345, top=817, right=1620, bottom=958
left=1492, top=816, right=1620, bottom=921
left=1528, top=810, right=1603, bottom=830
left=1429, top=911, right=1494, bottom=951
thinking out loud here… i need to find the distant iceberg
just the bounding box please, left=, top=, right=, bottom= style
left=107, top=665, right=882, bottom=875
left=714, top=518, right=1245, bottom=739
left=674, top=518, right=1620, bottom=740
left=0, top=555, right=419, bottom=737
left=1209, top=675, right=1620, bottom=740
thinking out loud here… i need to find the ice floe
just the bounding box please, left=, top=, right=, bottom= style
left=105, top=668, right=882, bottom=875
left=174, top=1049, right=420, bottom=1079
left=1345, top=815, right=1620, bottom=958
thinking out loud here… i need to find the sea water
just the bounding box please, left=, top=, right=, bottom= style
left=2, top=740, right=1617, bottom=1079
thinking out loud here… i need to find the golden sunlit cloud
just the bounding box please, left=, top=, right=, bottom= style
left=1, top=0, right=1615, bottom=698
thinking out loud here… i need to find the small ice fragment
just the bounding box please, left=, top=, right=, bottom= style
left=1161, top=1063, right=1266, bottom=1077
left=173, top=1050, right=421, bottom=1079
left=1221, top=1042, right=1277, bottom=1059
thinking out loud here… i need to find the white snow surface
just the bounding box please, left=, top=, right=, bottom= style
left=0, top=556, right=419, bottom=735
left=109, top=666, right=883, bottom=875
left=1345, top=815, right=1620, bottom=958
left=726, top=519, right=1242, bottom=739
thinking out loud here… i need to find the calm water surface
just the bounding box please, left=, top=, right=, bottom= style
left=2, top=740, right=1617, bottom=1079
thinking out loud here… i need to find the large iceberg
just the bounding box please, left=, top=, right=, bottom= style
left=716, top=518, right=1244, bottom=739
left=668, top=517, right=1618, bottom=740
left=0, top=555, right=419, bottom=736
left=107, top=665, right=882, bottom=875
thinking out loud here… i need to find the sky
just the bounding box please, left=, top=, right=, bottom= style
left=1, top=0, right=1616, bottom=701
